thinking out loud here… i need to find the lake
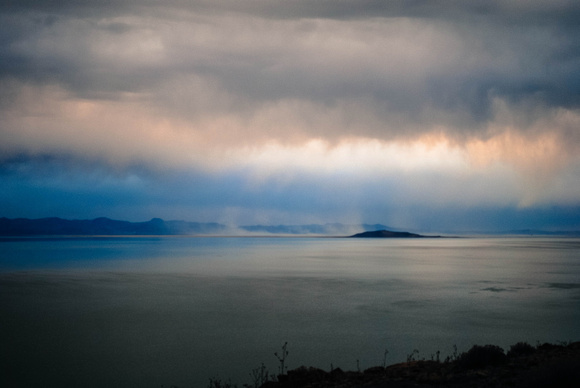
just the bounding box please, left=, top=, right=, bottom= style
left=1, top=236, right=579, bottom=387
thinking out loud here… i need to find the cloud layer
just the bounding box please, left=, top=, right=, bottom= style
left=1, top=1, right=579, bottom=230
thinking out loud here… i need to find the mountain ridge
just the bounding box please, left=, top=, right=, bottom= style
left=0, top=217, right=226, bottom=236
left=1, top=217, right=578, bottom=236
left=0, top=217, right=393, bottom=236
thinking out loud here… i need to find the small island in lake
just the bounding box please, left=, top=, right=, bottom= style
left=350, top=229, right=439, bottom=238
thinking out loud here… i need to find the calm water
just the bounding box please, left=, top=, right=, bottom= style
left=1, top=237, right=579, bottom=387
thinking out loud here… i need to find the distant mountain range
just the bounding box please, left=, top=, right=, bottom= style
left=1, top=217, right=578, bottom=236
left=0, top=217, right=394, bottom=236
left=0, top=217, right=227, bottom=236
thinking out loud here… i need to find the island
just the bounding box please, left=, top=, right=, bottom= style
left=350, top=229, right=439, bottom=238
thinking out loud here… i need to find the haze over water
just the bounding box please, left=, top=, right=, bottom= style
left=1, top=237, right=579, bottom=388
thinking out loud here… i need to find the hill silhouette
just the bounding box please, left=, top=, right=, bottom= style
left=350, top=230, right=437, bottom=238
left=0, top=217, right=226, bottom=235
left=0, top=217, right=397, bottom=236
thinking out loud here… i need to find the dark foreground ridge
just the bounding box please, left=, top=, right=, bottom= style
left=256, top=342, right=580, bottom=388
left=350, top=230, right=439, bottom=238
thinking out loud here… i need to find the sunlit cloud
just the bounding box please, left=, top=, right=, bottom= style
left=1, top=79, right=579, bottom=214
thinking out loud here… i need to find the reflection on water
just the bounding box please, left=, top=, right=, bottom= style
left=1, top=237, right=579, bottom=387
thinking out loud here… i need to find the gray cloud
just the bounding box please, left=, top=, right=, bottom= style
left=7, top=1, right=579, bottom=22
left=1, top=1, right=579, bottom=155
left=2, top=1, right=579, bottom=115
left=1, top=1, right=579, bottom=227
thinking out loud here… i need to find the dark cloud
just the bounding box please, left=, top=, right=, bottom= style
left=11, top=0, right=573, bottom=22
left=4, top=1, right=580, bottom=25
left=2, top=1, right=578, bottom=131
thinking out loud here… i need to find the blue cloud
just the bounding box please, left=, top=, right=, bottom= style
left=1, top=154, right=578, bottom=232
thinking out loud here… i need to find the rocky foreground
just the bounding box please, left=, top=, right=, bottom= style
left=259, top=342, right=580, bottom=388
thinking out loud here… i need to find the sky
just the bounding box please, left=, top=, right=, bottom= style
left=1, top=0, right=580, bottom=233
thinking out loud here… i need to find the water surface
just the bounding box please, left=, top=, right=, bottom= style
left=1, top=237, right=579, bottom=387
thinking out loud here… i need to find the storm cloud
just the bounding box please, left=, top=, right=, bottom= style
left=1, top=1, right=579, bottom=230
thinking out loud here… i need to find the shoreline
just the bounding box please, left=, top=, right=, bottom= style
left=218, top=341, right=580, bottom=388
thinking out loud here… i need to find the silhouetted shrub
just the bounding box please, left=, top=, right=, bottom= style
left=457, top=345, right=506, bottom=369
left=507, top=342, right=536, bottom=358
left=274, top=342, right=289, bottom=375
left=247, top=363, right=270, bottom=388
